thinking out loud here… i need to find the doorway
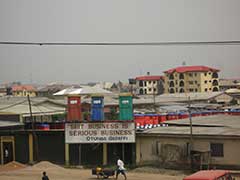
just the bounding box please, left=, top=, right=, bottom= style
left=1, top=136, right=15, bottom=165
left=3, top=142, right=14, bottom=164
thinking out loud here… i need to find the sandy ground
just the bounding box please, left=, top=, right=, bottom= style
left=0, top=161, right=186, bottom=180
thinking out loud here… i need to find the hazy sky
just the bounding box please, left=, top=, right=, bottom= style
left=0, top=0, right=240, bottom=84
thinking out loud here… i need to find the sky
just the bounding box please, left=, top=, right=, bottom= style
left=0, top=0, right=240, bottom=84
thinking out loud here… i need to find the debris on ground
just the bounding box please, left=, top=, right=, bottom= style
left=0, top=161, right=27, bottom=171
left=131, top=166, right=187, bottom=176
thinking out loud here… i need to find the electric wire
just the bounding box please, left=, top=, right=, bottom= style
left=1, top=41, right=240, bottom=46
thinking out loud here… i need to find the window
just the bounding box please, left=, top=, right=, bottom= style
left=213, top=87, right=219, bottom=92
left=189, top=81, right=193, bottom=85
left=144, top=81, right=147, bottom=86
left=194, top=73, right=197, bottom=76
left=209, top=88, right=212, bottom=91
left=176, top=88, right=178, bottom=92
left=139, top=80, right=143, bottom=87
left=179, top=88, right=184, bottom=93
left=212, top=72, right=218, bottom=78
left=209, top=80, right=212, bottom=83
left=195, top=89, right=198, bottom=92
left=179, top=73, right=184, bottom=79
left=213, top=80, right=219, bottom=86
left=153, top=81, right=156, bottom=84
left=189, top=88, right=194, bottom=92
left=204, top=73, right=207, bottom=76
left=205, top=80, right=208, bottom=84
left=169, top=88, right=175, bottom=94
left=149, top=81, right=152, bottom=84
left=210, top=143, right=224, bottom=157
left=154, top=88, right=156, bottom=92
left=189, top=73, right=193, bottom=77
left=205, top=88, right=208, bottom=92
left=149, top=88, right=152, bottom=92
left=195, top=81, right=198, bottom=84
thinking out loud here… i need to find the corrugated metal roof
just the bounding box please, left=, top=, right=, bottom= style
left=53, top=86, right=112, bottom=96
left=0, top=120, right=24, bottom=128
left=140, top=115, right=240, bottom=137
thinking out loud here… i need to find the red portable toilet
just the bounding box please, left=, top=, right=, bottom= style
left=67, top=95, right=82, bottom=121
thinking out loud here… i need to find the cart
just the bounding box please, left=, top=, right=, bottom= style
left=92, top=167, right=115, bottom=179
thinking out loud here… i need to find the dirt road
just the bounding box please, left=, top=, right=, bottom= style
left=0, top=161, right=185, bottom=180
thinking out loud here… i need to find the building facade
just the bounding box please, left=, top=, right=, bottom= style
left=135, top=75, right=164, bottom=95
left=219, top=78, right=240, bottom=92
left=164, top=66, right=220, bottom=94
left=12, top=85, right=37, bottom=97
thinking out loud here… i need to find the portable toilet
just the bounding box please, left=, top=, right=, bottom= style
left=91, top=95, right=104, bottom=121
left=119, top=93, right=133, bottom=121
left=67, top=95, right=82, bottom=121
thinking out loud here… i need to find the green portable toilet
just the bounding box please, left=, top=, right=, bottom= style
left=119, top=93, right=133, bottom=120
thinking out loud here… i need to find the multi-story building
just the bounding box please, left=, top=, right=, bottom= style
left=135, top=75, right=164, bottom=95
left=12, top=85, right=37, bottom=97
left=164, top=66, right=220, bottom=94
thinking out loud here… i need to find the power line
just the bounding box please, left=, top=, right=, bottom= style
left=0, top=41, right=240, bottom=46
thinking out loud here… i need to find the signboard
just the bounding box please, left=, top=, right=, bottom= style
left=65, top=122, right=135, bottom=144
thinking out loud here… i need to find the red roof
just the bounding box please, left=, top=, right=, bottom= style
left=183, top=170, right=230, bottom=180
left=12, top=85, right=36, bottom=92
left=136, top=76, right=164, bottom=81
left=164, top=66, right=220, bottom=74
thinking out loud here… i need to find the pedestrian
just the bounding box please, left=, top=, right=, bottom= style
left=42, top=171, right=49, bottom=180
left=116, top=157, right=127, bottom=180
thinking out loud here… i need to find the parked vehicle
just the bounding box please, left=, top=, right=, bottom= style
left=183, top=170, right=234, bottom=180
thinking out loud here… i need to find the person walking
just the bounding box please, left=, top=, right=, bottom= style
left=42, top=171, right=49, bottom=180
left=116, top=157, right=127, bottom=180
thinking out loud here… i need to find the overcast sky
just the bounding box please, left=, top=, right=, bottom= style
left=0, top=0, right=240, bottom=84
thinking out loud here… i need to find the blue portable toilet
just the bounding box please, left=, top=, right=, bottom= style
left=91, top=95, right=104, bottom=121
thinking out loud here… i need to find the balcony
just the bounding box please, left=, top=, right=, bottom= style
left=169, top=88, right=175, bottom=94
left=169, top=81, right=175, bottom=87
left=179, top=81, right=185, bottom=87
left=212, top=72, right=218, bottom=78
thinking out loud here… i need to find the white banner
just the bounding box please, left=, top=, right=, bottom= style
left=65, top=122, right=135, bottom=143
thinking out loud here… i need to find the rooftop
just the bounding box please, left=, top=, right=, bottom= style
left=164, top=65, right=219, bottom=74
left=12, top=85, right=36, bottom=92
left=139, top=115, right=240, bottom=137
left=135, top=76, right=164, bottom=81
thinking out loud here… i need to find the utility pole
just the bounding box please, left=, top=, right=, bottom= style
left=188, top=96, right=193, bottom=170
left=152, top=82, right=157, bottom=113
left=27, top=94, right=38, bottom=162
left=188, top=96, right=193, bottom=144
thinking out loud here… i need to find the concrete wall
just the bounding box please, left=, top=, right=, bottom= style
left=136, top=135, right=240, bottom=169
